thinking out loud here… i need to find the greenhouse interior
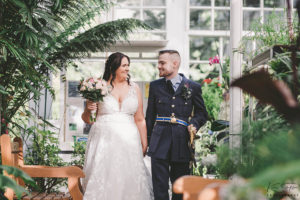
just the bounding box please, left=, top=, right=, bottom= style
left=1, top=0, right=300, bottom=199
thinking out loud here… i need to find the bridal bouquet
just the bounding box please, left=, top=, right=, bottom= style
left=78, top=77, right=109, bottom=122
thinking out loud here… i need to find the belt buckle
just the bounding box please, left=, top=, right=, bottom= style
left=170, top=116, right=177, bottom=123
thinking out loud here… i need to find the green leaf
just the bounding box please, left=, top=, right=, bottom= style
left=250, top=160, right=300, bottom=188
left=0, top=165, right=35, bottom=187
left=0, top=174, right=27, bottom=199
left=211, top=120, right=229, bottom=131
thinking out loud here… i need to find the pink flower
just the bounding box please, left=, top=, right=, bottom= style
left=209, top=55, right=220, bottom=65
left=88, top=78, right=95, bottom=83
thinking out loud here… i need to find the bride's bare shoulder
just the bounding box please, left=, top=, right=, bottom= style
left=130, top=81, right=141, bottom=94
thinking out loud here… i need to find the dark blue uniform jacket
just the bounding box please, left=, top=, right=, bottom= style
left=146, top=74, right=208, bottom=162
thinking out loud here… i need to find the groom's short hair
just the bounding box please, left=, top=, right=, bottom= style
left=159, top=50, right=180, bottom=56
left=159, top=50, right=181, bottom=68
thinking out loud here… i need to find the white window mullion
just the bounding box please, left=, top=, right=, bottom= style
left=211, top=0, right=215, bottom=31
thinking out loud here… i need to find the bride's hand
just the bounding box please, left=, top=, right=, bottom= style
left=86, top=100, right=97, bottom=112
left=142, top=145, right=147, bottom=157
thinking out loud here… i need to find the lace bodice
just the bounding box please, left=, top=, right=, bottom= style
left=97, top=82, right=138, bottom=118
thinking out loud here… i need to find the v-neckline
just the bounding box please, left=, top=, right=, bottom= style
left=109, top=85, right=132, bottom=111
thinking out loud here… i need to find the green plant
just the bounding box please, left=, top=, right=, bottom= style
left=70, top=141, right=86, bottom=167
left=23, top=126, right=67, bottom=193
left=0, top=165, right=36, bottom=199
left=201, top=78, right=223, bottom=121
left=239, top=10, right=299, bottom=61
left=0, top=0, right=149, bottom=134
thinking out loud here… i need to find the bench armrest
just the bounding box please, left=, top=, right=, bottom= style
left=21, top=165, right=84, bottom=200
left=20, top=165, right=85, bottom=178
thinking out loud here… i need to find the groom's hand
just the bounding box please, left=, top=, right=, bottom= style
left=188, top=124, right=197, bottom=137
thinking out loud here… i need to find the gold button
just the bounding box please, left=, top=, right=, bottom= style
left=171, top=105, right=175, bottom=108
left=172, top=97, right=176, bottom=99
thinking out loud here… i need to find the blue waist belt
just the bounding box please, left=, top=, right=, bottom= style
left=156, top=117, right=188, bottom=126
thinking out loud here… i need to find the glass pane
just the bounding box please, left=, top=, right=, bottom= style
left=115, top=9, right=140, bottom=20
left=243, top=0, right=260, bottom=7
left=144, top=0, right=165, bottom=6
left=264, top=0, right=285, bottom=7
left=190, top=37, right=219, bottom=60
left=214, top=10, right=230, bottom=30
left=189, top=63, right=212, bottom=81
left=215, top=0, right=230, bottom=7
left=143, top=9, right=166, bottom=29
left=243, top=11, right=260, bottom=30
left=264, top=11, right=286, bottom=23
left=242, top=40, right=254, bottom=61
left=66, top=61, right=105, bottom=81
left=117, top=0, right=140, bottom=6
left=190, top=0, right=211, bottom=6
left=223, top=37, right=230, bottom=57
left=130, top=63, right=159, bottom=81
left=190, top=9, right=211, bottom=30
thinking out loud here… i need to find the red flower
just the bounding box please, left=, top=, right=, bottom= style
left=5, top=129, right=8, bottom=134
left=218, top=83, right=221, bottom=87
left=203, top=78, right=212, bottom=84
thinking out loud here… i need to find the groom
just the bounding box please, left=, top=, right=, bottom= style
left=146, top=50, right=208, bottom=200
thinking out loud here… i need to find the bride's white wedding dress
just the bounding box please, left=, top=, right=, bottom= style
left=82, top=82, right=153, bottom=200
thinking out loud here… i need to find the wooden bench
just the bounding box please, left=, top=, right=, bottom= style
left=173, top=175, right=229, bottom=200
left=0, top=134, right=85, bottom=200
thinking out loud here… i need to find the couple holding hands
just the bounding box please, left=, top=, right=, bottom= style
left=81, top=50, right=208, bottom=200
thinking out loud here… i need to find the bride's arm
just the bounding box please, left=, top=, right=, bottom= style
left=81, top=100, right=97, bottom=124
left=133, top=83, right=148, bottom=156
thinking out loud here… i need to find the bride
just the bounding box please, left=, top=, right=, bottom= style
left=81, top=52, right=153, bottom=200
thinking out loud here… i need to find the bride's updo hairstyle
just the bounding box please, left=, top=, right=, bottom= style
left=103, top=52, right=131, bottom=87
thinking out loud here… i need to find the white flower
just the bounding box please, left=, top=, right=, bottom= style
left=101, top=90, right=107, bottom=95
left=96, top=83, right=103, bottom=90
left=80, top=86, right=86, bottom=91
left=201, top=154, right=217, bottom=166
left=88, top=82, right=94, bottom=89
left=83, top=81, right=89, bottom=87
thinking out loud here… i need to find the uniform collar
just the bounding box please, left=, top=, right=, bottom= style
left=165, top=74, right=182, bottom=86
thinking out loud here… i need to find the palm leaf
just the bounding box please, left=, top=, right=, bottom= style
left=49, top=18, right=151, bottom=63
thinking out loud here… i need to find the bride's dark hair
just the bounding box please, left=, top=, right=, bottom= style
left=103, top=52, right=131, bottom=87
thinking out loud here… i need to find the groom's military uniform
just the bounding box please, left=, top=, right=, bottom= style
left=146, top=73, right=208, bottom=200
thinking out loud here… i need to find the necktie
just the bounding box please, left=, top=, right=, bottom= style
left=166, top=80, right=174, bottom=93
